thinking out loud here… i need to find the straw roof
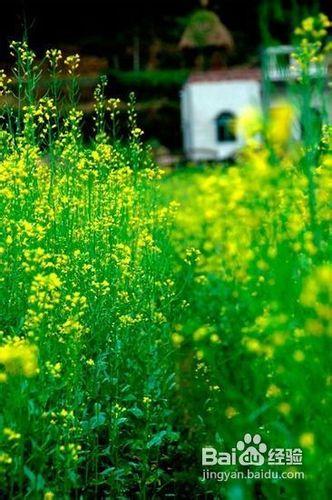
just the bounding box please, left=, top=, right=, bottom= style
left=179, top=10, right=234, bottom=52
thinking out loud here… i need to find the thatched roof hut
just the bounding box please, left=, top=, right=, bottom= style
left=179, top=9, right=234, bottom=52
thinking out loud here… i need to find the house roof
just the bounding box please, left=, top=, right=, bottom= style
left=187, top=67, right=262, bottom=84
left=179, top=9, right=234, bottom=52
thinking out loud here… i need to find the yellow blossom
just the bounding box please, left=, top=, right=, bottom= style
left=278, top=402, right=291, bottom=416
left=44, top=492, right=55, bottom=500
left=299, top=432, right=315, bottom=449
left=0, top=341, right=38, bottom=377
left=225, top=406, right=239, bottom=419
left=266, top=384, right=281, bottom=398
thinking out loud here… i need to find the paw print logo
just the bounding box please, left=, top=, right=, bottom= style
left=237, top=433, right=267, bottom=466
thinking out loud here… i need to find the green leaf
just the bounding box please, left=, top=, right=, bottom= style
left=147, top=430, right=167, bottom=448
left=24, top=466, right=35, bottom=484
left=128, top=407, right=144, bottom=418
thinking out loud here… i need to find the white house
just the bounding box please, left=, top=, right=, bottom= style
left=181, top=67, right=261, bottom=161
left=181, top=46, right=331, bottom=161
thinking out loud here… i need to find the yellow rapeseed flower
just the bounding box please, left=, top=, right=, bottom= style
left=225, top=406, right=239, bottom=419
left=0, top=341, right=38, bottom=377
left=278, top=402, right=291, bottom=416
left=299, top=432, right=315, bottom=449
left=44, top=492, right=55, bottom=500
left=267, top=103, right=294, bottom=147
left=266, top=384, right=281, bottom=398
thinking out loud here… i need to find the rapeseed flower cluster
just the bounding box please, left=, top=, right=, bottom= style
left=0, top=340, right=38, bottom=379
left=0, top=40, right=182, bottom=497
left=0, top=15, right=331, bottom=498
left=162, top=19, right=331, bottom=497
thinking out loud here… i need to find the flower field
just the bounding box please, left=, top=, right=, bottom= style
left=0, top=17, right=331, bottom=499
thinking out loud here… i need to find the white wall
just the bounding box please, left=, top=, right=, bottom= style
left=181, top=80, right=262, bottom=160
